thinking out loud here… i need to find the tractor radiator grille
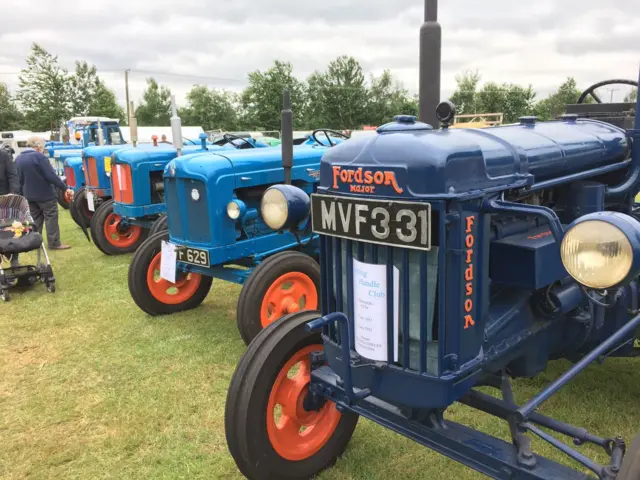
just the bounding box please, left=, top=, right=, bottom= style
left=82, top=156, right=99, bottom=188
left=111, top=164, right=133, bottom=204
left=64, top=166, right=76, bottom=188
left=321, top=236, right=439, bottom=375
left=165, top=177, right=211, bottom=243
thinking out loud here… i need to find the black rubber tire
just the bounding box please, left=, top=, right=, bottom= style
left=148, top=214, right=169, bottom=237
left=57, top=180, right=70, bottom=210
left=225, top=310, right=359, bottom=480
left=0, top=289, right=8, bottom=301
left=618, top=434, right=640, bottom=480
left=90, top=199, right=148, bottom=255
left=70, top=186, right=94, bottom=229
left=236, top=251, right=320, bottom=346
left=128, top=230, right=213, bottom=316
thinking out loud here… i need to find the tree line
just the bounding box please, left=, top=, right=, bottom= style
left=1, top=43, right=637, bottom=133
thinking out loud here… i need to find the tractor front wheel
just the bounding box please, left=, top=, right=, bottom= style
left=618, top=434, right=640, bottom=479
left=128, top=231, right=213, bottom=316
left=225, top=310, right=359, bottom=480
left=90, top=199, right=147, bottom=255
left=236, top=251, right=319, bottom=346
left=148, top=214, right=168, bottom=237
left=70, top=186, right=94, bottom=229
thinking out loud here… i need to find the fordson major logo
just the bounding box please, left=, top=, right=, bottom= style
left=332, top=166, right=403, bottom=194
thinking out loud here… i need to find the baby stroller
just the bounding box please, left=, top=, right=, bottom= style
left=0, top=194, right=55, bottom=301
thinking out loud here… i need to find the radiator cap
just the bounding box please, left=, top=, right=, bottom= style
left=377, top=115, right=434, bottom=133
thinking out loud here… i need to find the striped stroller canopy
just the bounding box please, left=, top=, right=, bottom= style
left=0, top=194, right=34, bottom=224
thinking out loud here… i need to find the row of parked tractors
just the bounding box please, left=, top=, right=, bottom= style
left=44, top=5, right=640, bottom=472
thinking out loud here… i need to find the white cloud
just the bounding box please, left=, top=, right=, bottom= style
left=0, top=0, right=637, bottom=111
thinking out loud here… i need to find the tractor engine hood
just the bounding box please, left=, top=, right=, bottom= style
left=164, top=145, right=325, bottom=189
left=318, top=116, right=630, bottom=200
left=114, top=144, right=209, bottom=168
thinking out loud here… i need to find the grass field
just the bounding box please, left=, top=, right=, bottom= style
left=2, top=208, right=640, bottom=480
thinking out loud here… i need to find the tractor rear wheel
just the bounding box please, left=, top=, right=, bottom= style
left=70, top=186, right=94, bottom=229
left=149, top=214, right=168, bottom=237
left=618, top=434, right=640, bottom=479
left=128, top=231, right=213, bottom=316
left=90, top=199, right=147, bottom=255
left=236, top=251, right=319, bottom=346
left=225, top=310, right=359, bottom=480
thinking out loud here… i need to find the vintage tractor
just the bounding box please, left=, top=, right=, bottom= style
left=89, top=99, right=275, bottom=255
left=127, top=92, right=348, bottom=345
left=223, top=3, right=640, bottom=479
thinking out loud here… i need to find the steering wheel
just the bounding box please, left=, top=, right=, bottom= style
left=310, top=129, right=350, bottom=147
left=223, top=133, right=255, bottom=149
left=577, top=79, right=638, bottom=104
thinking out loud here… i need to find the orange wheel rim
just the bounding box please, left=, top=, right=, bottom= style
left=260, top=272, right=317, bottom=328
left=146, top=252, right=203, bottom=304
left=266, top=344, right=341, bottom=461
left=103, top=213, right=143, bottom=248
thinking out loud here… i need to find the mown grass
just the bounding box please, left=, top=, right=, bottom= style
left=1, top=208, right=640, bottom=480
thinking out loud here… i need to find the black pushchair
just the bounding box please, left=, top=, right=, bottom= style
left=0, top=194, right=55, bottom=301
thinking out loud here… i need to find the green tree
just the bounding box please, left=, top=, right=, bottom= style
left=305, top=56, right=368, bottom=129
left=366, top=70, right=416, bottom=126
left=449, top=70, right=482, bottom=115
left=69, top=61, right=99, bottom=116
left=17, top=43, right=71, bottom=131
left=180, top=85, right=240, bottom=130
left=625, top=87, right=637, bottom=103
left=0, top=84, right=25, bottom=130
left=89, top=82, right=125, bottom=121
left=135, top=78, right=172, bottom=126
left=533, top=77, right=586, bottom=120
left=241, top=61, right=307, bottom=130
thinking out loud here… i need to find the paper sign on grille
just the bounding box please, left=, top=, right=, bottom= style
left=352, top=258, right=399, bottom=362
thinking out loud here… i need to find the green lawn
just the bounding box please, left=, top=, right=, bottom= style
left=1, top=208, right=639, bottom=479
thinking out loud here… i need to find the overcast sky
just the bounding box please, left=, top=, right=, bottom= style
left=0, top=0, right=638, bottom=110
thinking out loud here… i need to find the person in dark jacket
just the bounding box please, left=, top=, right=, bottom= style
left=15, top=137, right=74, bottom=250
left=0, top=146, right=21, bottom=267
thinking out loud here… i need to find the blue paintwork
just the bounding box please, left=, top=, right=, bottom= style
left=255, top=82, right=640, bottom=479
left=163, top=141, right=335, bottom=284
left=62, top=157, right=85, bottom=192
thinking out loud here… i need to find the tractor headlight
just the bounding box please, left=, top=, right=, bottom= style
left=260, top=185, right=310, bottom=230
left=191, top=188, right=200, bottom=201
left=560, top=212, right=640, bottom=289
left=227, top=199, right=246, bottom=220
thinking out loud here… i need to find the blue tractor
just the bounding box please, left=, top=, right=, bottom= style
left=127, top=93, right=348, bottom=344
left=223, top=3, right=640, bottom=479
left=89, top=121, right=278, bottom=255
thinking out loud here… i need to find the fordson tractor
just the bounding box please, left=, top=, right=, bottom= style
left=223, top=2, right=640, bottom=479
left=89, top=99, right=277, bottom=255
left=127, top=92, right=348, bottom=345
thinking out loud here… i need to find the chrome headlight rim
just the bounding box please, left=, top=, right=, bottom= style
left=560, top=212, right=640, bottom=290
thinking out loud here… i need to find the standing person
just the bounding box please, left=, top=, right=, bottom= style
left=0, top=144, right=20, bottom=267
left=160, top=134, right=172, bottom=144
left=15, top=136, right=74, bottom=250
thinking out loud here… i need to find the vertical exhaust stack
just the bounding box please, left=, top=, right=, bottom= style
left=419, top=0, right=441, bottom=128
left=170, top=95, right=184, bottom=157
left=129, top=101, right=138, bottom=148
left=97, top=120, right=105, bottom=146
left=281, top=89, right=294, bottom=185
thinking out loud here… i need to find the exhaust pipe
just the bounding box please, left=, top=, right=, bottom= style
left=281, top=89, right=293, bottom=185
left=419, top=0, right=441, bottom=128
left=129, top=101, right=138, bottom=147
left=96, top=120, right=105, bottom=146
left=170, top=95, right=183, bottom=156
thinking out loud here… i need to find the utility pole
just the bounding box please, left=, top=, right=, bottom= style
left=605, top=87, right=618, bottom=102
left=419, top=0, right=441, bottom=128
left=125, top=69, right=131, bottom=120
